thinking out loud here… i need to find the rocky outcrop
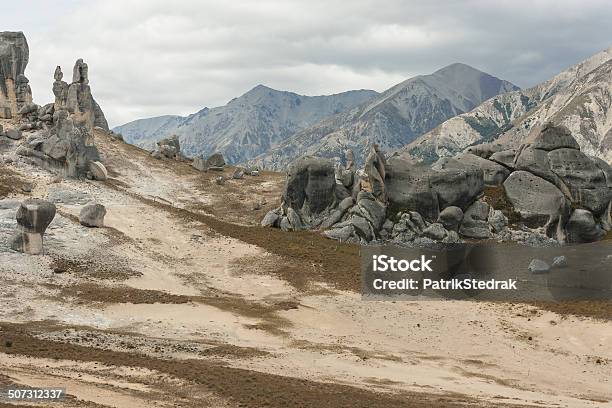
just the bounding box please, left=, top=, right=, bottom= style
left=264, top=124, right=610, bottom=246
left=0, top=32, right=33, bottom=119
left=152, top=135, right=181, bottom=160
left=16, top=59, right=107, bottom=178
left=9, top=199, right=56, bottom=255
left=402, top=47, right=612, bottom=165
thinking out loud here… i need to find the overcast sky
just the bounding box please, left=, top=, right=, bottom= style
left=4, top=0, right=612, bottom=127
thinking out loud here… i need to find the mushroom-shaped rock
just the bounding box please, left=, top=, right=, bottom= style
left=10, top=199, right=56, bottom=255
left=79, top=202, right=106, bottom=227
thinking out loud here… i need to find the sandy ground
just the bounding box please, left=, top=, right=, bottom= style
left=0, top=127, right=610, bottom=407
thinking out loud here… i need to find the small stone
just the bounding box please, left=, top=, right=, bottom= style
left=89, top=161, right=108, bottom=181
left=261, top=211, right=279, bottom=227
left=5, top=128, right=22, bottom=140
left=551, top=256, right=567, bottom=268
left=232, top=169, right=244, bottom=179
left=422, top=223, right=447, bottom=240
left=21, top=184, right=33, bottom=193
left=215, top=176, right=224, bottom=185
left=251, top=170, right=260, bottom=176
left=528, top=259, right=550, bottom=274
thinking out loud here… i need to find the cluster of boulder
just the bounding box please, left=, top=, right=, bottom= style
left=262, top=124, right=611, bottom=246
left=9, top=198, right=106, bottom=255
left=9, top=58, right=109, bottom=180
left=152, top=136, right=261, bottom=182
left=150, top=135, right=228, bottom=171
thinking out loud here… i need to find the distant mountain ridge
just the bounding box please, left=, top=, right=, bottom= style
left=401, top=47, right=612, bottom=164
left=250, top=63, right=519, bottom=170
left=113, top=86, right=378, bottom=163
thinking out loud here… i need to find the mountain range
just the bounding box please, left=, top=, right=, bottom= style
left=250, top=63, right=518, bottom=169
left=115, top=47, right=612, bottom=169
left=114, top=86, right=378, bottom=163
left=401, top=48, right=612, bottom=164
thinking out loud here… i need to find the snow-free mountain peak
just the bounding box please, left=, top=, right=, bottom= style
left=251, top=64, right=519, bottom=170
left=114, top=86, right=379, bottom=163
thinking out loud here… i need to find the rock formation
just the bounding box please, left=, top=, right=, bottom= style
left=9, top=199, right=56, bottom=255
left=152, top=135, right=181, bottom=160
left=263, top=124, right=611, bottom=246
left=0, top=32, right=33, bottom=119
left=16, top=59, right=108, bottom=178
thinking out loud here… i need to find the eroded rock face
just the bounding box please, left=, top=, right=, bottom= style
left=547, top=148, right=609, bottom=215
left=17, top=59, right=107, bottom=178
left=53, top=61, right=108, bottom=131
left=453, top=153, right=510, bottom=186
left=0, top=32, right=33, bottom=119
left=503, top=171, right=569, bottom=225
left=9, top=199, right=56, bottom=255
left=385, top=159, right=439, bottom=220
left=284, top=157, right=336, bottom=215
left=532, top=123, right=580, bottom=151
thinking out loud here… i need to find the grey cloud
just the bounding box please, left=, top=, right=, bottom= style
left=8, top=0, right=612, bottom=127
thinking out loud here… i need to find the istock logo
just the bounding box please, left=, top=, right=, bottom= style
left=372, top=254, right=434, bottom=272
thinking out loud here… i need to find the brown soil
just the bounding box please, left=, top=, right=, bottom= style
left=58, top=283, right=300, bottom=336
left=529, top=300, right=612, bottom=321
left=49, top=255, right=141, bottom=281
left=0, top=164, right=30, bottom=198
left=0, top=322, right=533, bottom=408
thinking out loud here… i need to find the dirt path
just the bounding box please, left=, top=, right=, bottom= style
left=0, top=129, right=610, bottom=407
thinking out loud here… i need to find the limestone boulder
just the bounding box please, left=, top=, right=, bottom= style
left=429, top=162, right=483, bottom=211
left=453, top=152, right=510, bottom=186
left=284, top=157, right=337, bottom=216
left=503, top=171, right=569, bottom=225
left=384, top=159, right=439, bottom=221
left=5, top=128, right=22, bottom=140
left=191, top=157, right=207, bottom=171
left=79, top=202, right=106, bottom=227
left=565, top=209, right=605, bottom=243
left=261, top=210, right=279, bottom=227
left=489, top=149, right=516, bottom=169
left=438, top=206, right=463, bottom=231
left=206, top=153, right=226, bottom=168
left=463, top=142, right=505, bottom=159
left=532, top=123, right=580, bottom=151
left=459, top=200, right=491, bottom=239
left=547, top=148, right=609, bottom=215
left=89, top=161, right=107, bottom=181
left=10, top=199, right=56, bottom=255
